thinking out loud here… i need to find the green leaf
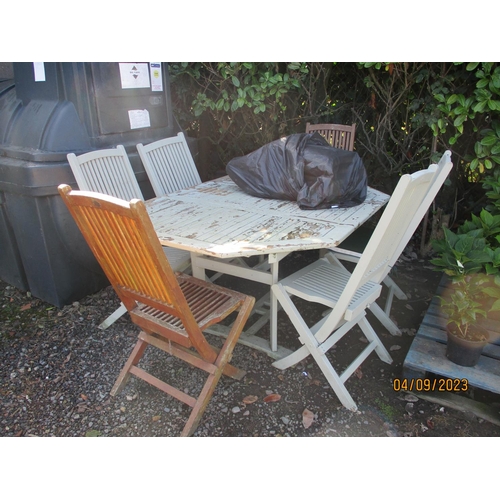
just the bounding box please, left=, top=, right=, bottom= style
left=473, top=101, right=487, bottom=113
left=453, top=115, right=466, bottom=127
left=492, top=74, right=500, bottom=89
left=231, top=76, right=240, bottom=87
left=488, top=99, right=499, bottom=111
left=466, top=62, right=480, bottom=71
left=454, top=105, right=469, bottom=115
left=481, top=135, right=498, bottom=146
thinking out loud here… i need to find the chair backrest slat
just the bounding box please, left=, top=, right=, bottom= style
left=137, top=132, right=202, bottom=196
left=67, top=145, right=144, bottom=201
left=306, top=123, right=356, bottom=151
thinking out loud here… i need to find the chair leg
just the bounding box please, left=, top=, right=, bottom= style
left=99, top=303, right=127, bottom=330
left=368, top=302, right=402, bottom=336
left=314, top=317, right=391, bottom=411
left=271, top=290, right=359, bottom=411
left=182, top=296, right=255, bottom=437
left=271, top=283, right=393, bottom=412
left=111, top=296, right=254, bottom=437
left=308, top=347, right=359, bottom=411
left=381, top=275, right=407, bottom=317
left=357, top=316, right=393, bottom=364
left=181, top=366, right=225, bottom=437
left=110, top=336, right=148, bottom=396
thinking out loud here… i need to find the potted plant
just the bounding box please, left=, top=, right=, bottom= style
left=439, top=273, right=491, bottom=366
left=431, top=227, right=500, bottom=366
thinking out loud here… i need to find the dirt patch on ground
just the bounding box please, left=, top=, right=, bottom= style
left=1, top=251, right=500, bottom=437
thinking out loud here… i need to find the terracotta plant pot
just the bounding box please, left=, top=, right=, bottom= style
left=445, top=324, right=489, bottom=367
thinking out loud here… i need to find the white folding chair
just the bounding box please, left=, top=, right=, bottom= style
left=307, top=122, right=405, bottom=320
left=326, top=151, right=453, bottom=336
left=67, top=145, right=192, bottom=329
left=272, top=152, right=453, bottom=411
left=136, top=133, right=215, bottom=279
left=138, top=131, right=261, bottom=281
left=136, top=132, right=201, bottom=196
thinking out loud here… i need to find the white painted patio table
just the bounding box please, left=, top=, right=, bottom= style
left=146, top=176, right=389, bottom=359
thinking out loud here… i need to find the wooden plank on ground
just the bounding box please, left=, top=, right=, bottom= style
left=408, top=390, right=500, bottom=427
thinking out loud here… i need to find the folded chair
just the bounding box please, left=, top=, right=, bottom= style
left=305, top=122, right=356, bottom=151
left=67, top=146, right=192, bottom=329
left=58, top=184, right=255, bottom=436
left=271, top=152, right=453, bottom=411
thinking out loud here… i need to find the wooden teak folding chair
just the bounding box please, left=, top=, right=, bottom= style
left=305, top=122, right=356, bottom=151
left=67, top=146, right=192, bottom=329
left=58, top=184, right=254, bottom=436
left=272, top=152, right=453, bottom=411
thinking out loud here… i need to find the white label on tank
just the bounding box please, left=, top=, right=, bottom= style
left=119, top=63, right=150, bottom=89
left=128, top=109, right=151, bottom=129
left=149, top=62, right=163, bottom=91
left=33, top=62, right=46, bottom=82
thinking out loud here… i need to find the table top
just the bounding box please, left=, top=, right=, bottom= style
left=146, top=176, right=389, bottom=259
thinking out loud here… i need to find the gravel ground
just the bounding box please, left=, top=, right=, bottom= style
left=1, top=251, right=500, bottom=438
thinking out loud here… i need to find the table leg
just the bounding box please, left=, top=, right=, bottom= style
left=269, top=254, right=280, bottom=352
left=188, top=251, right=290, bottom=358
left=191, top=252, right=206, bottom=280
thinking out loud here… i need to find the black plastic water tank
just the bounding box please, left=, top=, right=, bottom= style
left=0, top=62, right=176, bottom=307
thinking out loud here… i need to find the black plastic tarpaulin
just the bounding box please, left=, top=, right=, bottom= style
left=226, top=132, right=367, bottom=210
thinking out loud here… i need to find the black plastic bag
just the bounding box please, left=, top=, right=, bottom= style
left=226, top=133, right=367, bottom=209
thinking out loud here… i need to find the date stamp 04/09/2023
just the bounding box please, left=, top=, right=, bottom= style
left=392, top=378, right=469, bottom=392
